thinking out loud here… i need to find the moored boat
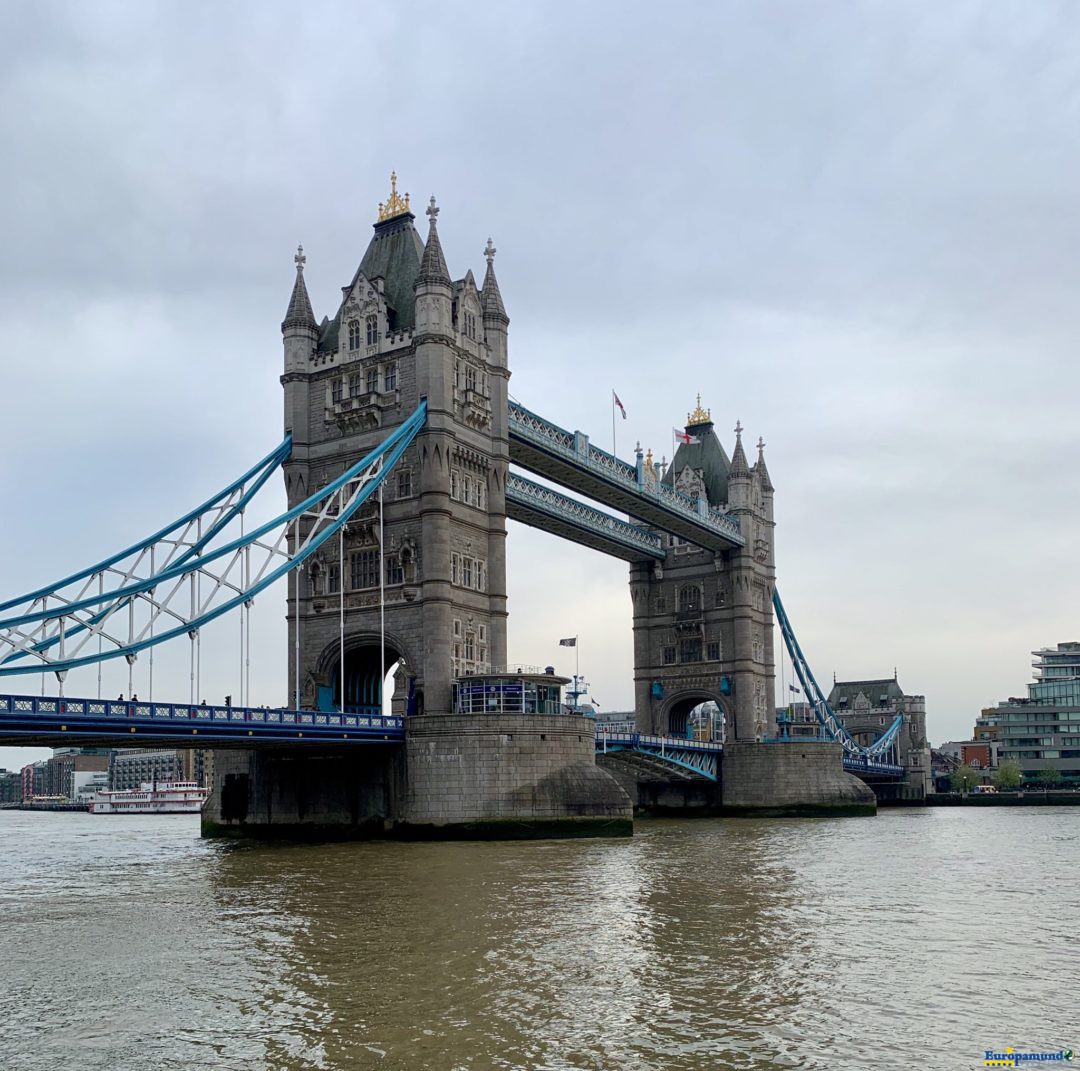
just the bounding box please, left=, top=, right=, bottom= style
left=89, top=780, right=207, bottom=814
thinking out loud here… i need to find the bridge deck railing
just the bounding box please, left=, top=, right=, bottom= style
left=0, top=694, right=404, bottom=734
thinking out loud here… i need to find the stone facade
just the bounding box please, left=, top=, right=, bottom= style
left=721, top=741, right=876, bottom=815
left=630, top=407, right=776, bottom=744
left=280, top=190, right=510, bottom=716
left=828, top=678, right=932, bottom=800
left=402, top=714, right=631, bottom=837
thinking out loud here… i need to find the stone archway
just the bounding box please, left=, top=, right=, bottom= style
left=316, top=631, right=415, bottom=716
left=662, top=689, right=728, bottom=741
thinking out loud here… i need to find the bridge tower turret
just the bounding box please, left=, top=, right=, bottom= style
left=277, top=175, right=510, bottom=723
left=630, top=399, right=775, bottom=744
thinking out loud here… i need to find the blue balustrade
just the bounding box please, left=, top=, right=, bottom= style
left=0, top=693, right=405, bottom=745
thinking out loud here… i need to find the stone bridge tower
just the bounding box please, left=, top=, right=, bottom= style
left=280, top=175, right=511, bottom=717
left=630, top=399, right=776, bottom=743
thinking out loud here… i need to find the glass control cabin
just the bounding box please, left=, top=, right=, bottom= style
left=453, top=668, right=572, bottom=715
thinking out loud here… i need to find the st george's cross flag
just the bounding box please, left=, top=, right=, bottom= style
left=674, top=428, right=700, bottom=445
left=612, top=391, right=627, bottom=419
left=559, top=637, right=577, bottom=647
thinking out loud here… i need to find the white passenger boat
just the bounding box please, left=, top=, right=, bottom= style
left=89, top=780, right=207, bottom=814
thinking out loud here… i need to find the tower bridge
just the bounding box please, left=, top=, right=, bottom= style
left=0, top=175, right=919, bottom=838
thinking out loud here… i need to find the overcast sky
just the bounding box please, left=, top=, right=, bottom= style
left=3, top=0, right=1080, bottom=770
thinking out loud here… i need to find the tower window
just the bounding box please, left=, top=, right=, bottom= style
left=327, top=563, right=339, bottom=593
left=707, top=641, right=721, bottom=661
left=464, top=312, right=476, bottom=340
left=463, top=476, right=473, bottom=506
left=349, top=373, right=362, bottom=398
left=397, top=470, right=412, bottom=498
left=386, top=555, right=404, bottom=586
left=678, top=585, right=701, bottom=613
left=331, top=379, right=343, bottom=404
left=366, top=368, right=379, bottom=394
left=679, top=638, right=702, bottom=663
left=351, top=549, right=379, bottom=590
left=348, top=320, right=361, bottom=350
left=366, top=315, right=378, bottom=345
left=384, top=363, right=397, bottom=391
left=461, top=557, right=473, bottom=589
left=662, top=645, right=676, bottom=665
left=465, top=365, right=477, bottom=392
left=450, top=471, right=459, bottom=500
left=476, top=481, right=486, bottom=509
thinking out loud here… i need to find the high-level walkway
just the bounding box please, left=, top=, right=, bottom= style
left=508, top=402, right=744, bottom=551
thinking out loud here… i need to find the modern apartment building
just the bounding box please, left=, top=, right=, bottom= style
left=990, top=642, right=1080, bottom=785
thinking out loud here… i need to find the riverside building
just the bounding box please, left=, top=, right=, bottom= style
left=990, top=642, right=1080, bottom=785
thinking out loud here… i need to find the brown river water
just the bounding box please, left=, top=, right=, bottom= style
left=0, top=807, right=1076, bottom=1071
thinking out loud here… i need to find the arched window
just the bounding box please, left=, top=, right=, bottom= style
left=678, top=585, right=701, bottom=613
left=366, top=315, right=378, bottom=345
left=348, top=320, right=361, bottom=350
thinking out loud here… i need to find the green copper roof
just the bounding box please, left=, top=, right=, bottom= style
left=827, top=679, right=906, bottom=707
left=662, top=421, right=731, bottom=507
left=319, top=214, right=424, bottom=352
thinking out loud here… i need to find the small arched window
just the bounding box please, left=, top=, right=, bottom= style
left=678, top=585, right=701, bottom=613
left=366, top=315, right=378, bottom=345
left=348, top=320, right=361, bottom=350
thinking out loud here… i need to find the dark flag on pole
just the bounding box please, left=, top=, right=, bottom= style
left=559, top=637, right=577, bottom=647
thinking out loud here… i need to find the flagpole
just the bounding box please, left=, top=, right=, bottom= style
left=576, top=636, right=580, bottom=709
left=612, top=391, right=616, bottom=456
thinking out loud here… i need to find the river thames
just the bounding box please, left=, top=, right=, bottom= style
left=0, top=807, right=1075, bottom=1070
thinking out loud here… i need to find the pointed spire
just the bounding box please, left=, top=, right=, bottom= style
left=730, top=419, right=751, bottom=478
left=754, top=435, right=774, bottom=491
left=481, top=236, right=508, bottom=323
left=416, top=195, right=451, bottom=286
left=282, top=243, right=316, bottom=333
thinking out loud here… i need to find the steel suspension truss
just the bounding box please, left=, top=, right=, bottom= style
left=0, top=402, right=427, bottom=682
left=773, top=588, right=903, bottom=762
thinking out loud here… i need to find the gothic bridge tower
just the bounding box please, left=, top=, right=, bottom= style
left=281, top=174, right=511, bottom=717
left=630, top=398, right=776, bottom=743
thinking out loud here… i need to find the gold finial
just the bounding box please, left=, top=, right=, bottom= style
left=645, top=447, right=654, bottom=468
left=687, top=393, right=712, bottom=426
left=377, top=170, right=411, bottom=222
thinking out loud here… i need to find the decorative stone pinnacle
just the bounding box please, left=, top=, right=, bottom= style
left=734, top=420, right=744, bottom=439
left=687, top=393, right=712, bottom=425
left=294, top=243, right=306, bottom=272
left=484, top=237, right=496, bottom=265
left=757, top=436, right=766, bottom=454
left=427, top=195, right=439, bottom=224
left=377, top=171, right=411, bottom=222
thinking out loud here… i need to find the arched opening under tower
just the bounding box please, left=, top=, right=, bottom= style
left=667, top=696, right=724, bottom=741
left=329, top=642, right=403, bottom=716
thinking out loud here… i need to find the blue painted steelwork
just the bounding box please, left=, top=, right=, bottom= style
left=595, top=729, right=721, bottom=781
left=0, top=693, right=405, bottom=746
left=506, top=473, right=665, bottom=561
left=508, top=401, right=744, bottom=549
left=0, top=403, right=427, bottom=676
left=0, top=437, right=292, bottom=615
left=773, top=588, right=904, bottom=762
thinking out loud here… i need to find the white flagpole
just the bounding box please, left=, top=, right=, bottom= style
left=612, top=391, right=616, bottom=456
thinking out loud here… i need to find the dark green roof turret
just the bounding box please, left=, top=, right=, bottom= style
left=481, top=237, right=508, bottom=323
left=416, top=196, right=451, bottom=287
left=662, top=397, right=732, bottom=506
left=281, top=244, right=316, bottom=333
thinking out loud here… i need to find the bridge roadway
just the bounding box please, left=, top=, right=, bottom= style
left=508, top=402, right=744, bottom=553
left=1, top=694, right=903, bottom=781
left=0, top=693, right=404, bottom=748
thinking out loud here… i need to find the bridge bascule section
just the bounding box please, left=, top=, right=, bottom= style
left=0, top=178, right=908, bottom=835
